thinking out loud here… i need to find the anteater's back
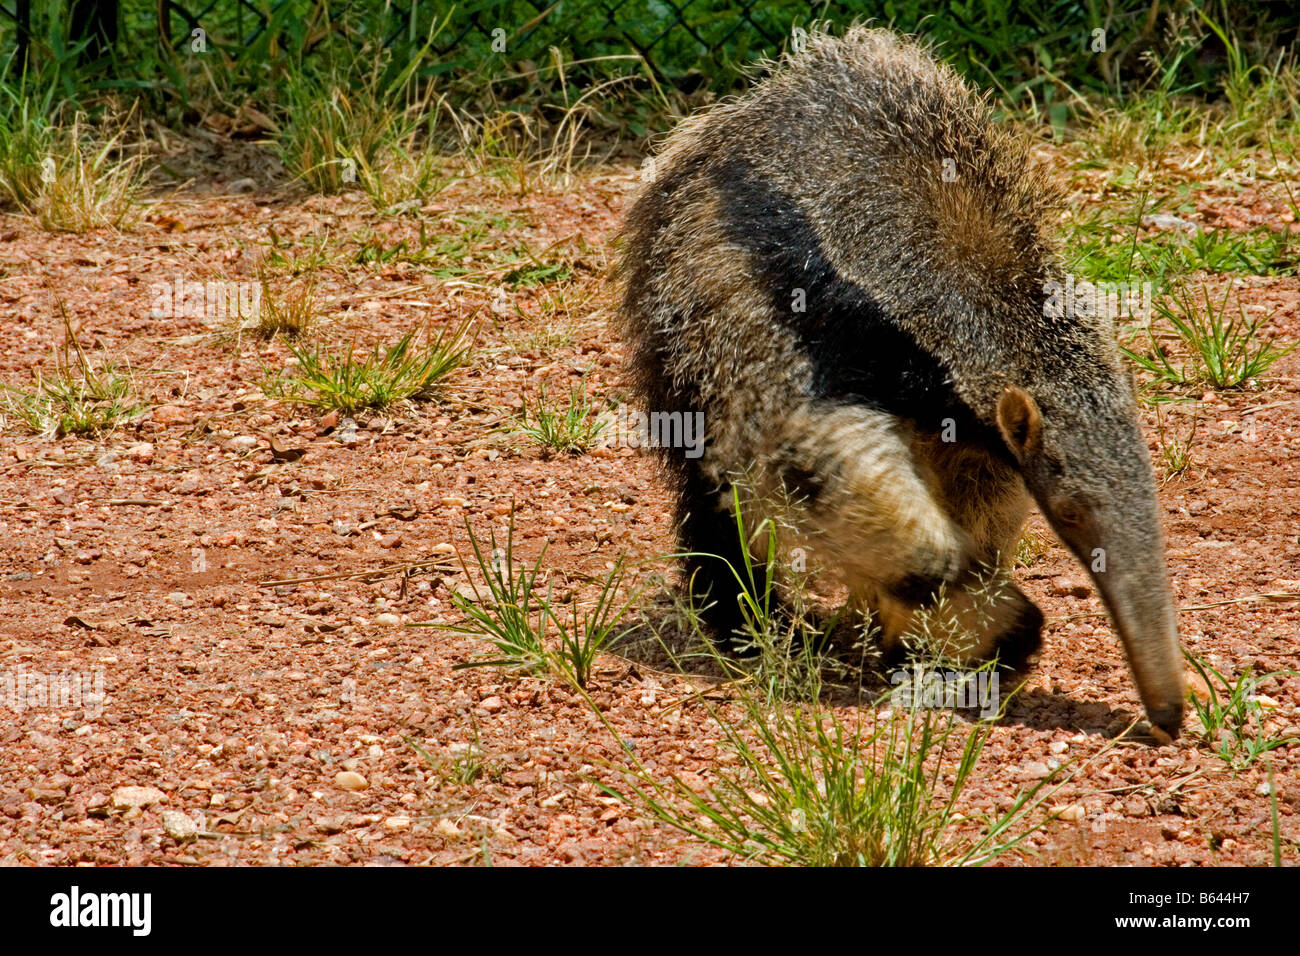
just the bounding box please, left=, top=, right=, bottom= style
left=618, top=27, right=1062, bottom=449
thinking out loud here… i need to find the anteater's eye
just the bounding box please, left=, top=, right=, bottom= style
left=1054, top=499, right=1087, bottom=528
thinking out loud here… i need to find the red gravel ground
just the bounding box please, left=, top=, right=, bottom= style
left=0, top=146, right=1296, bottom=866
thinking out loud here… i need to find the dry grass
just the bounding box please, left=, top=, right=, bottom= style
left=30, top=113, right=145, bottom=233
left=255, top=273, right=319, bottom=341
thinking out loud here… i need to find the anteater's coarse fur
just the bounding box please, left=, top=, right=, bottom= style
left=616, top=27, right=1186, bottom=737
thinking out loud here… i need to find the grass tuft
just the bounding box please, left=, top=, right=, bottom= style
left=510, top=381, right=607, bottom=455
left=254, top=274, right=317, bottom=340
left=1184, top=651, right=1294, bottom=770
left=30, top=114, right=144, bottom=233
left=261, top=322, right=470, bottom=414
left=1155, top=403, right=1200, bottom=478
left=1, top=312, right=147, bottom=437
left=608, top=689, right=1058, bottom=867
left=1012, top=528, right=1051, bottom=569
left=1122, top=284, right=1294, bottom=391
left=0, top=84, right=54, bottom=210
left=442, top=517, right=640, bottom=690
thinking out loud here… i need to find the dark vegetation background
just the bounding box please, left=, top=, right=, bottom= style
left=4, top=1, right=1298, bottom=139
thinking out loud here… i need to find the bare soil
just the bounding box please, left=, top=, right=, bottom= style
left=0, top=154, right=1296, bottom=866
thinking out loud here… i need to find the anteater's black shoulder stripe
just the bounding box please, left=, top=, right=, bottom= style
left=709, top=156, right=1000, bottom=448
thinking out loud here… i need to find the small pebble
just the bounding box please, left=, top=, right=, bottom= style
left=111, top=786, right=167, bottom=809
left=1019, top=761, right=1050, bottom=779
left=161, top=810, right=200, bottom=840
left=151, top=404, right=191, bottom=424
left=1141, top=212, right=1198, bottom=234
left=1050, top=576, right=1091, bottom=598
left=334, top=771, right=368, bottom=792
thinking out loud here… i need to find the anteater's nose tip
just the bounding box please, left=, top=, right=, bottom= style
left=1147, top=702, right=1184, bottom=742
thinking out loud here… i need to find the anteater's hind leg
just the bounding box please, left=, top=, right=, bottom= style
left=675, top=461, right=770, bottom=650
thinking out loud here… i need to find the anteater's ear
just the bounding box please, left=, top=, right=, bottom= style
left=996, top=385, right=1043, bottom=460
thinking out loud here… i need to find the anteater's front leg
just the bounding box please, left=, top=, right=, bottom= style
left=772, top=407, right=1042, bottom=666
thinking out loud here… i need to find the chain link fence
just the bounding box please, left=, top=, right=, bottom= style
left=5, top=3, right=1296, bottom=101
left=2, top=1, right=851, bottom=87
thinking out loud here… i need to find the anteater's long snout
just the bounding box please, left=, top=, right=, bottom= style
left=1090, top=563, right=1184, bottom=738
